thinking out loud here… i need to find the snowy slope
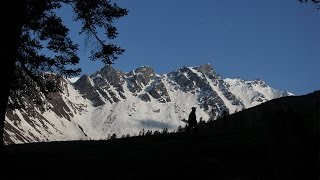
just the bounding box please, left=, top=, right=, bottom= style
left=225, top=78, right=294, bottom=108
left=4, top=78, right=91, bottom=144
left=4, top=64, right=293, bottom=144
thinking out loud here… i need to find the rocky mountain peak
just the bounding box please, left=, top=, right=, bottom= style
left=196, top=63, right=214, bottom=74
left=126, top=66, right=155, bottom=86
left=134, top=66, right=154, bottom=75
left=194, top=64, right=218, bottom=80
left=4, top=64, right=294, bottom=145
left=93, top=65, right=125, bottom=86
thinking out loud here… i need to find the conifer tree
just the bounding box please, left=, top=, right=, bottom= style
left=0, top=0, right=128, bottom=149
left=298, top=0, right=320, bottom=9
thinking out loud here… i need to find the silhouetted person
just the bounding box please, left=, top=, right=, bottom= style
left=187, top=107, right=198, bottom=133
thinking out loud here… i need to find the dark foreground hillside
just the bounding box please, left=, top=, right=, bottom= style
left=2, top=91, right=319, bottom=179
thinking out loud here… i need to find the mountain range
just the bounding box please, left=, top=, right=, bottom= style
left=4, top=64, right=293, bottom=145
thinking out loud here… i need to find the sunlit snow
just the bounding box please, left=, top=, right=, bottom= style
left=4, top=65, right=293, bottom=145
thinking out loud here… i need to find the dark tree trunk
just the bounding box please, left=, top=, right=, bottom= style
left=0, top=0, right=26, bottom=150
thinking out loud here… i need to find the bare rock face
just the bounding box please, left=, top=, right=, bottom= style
left=73, top=65, right=126, bottom=106
left=125, top=66, right=155, bottom=95
left=73, top=64, right=245, bottom=111
left=147, top=78, right=171, bottom=103
left=167, top=65, right=228, bottom=117
left=138, top=93, right=151, bottom=102
left=73, top=65, right=173, bottom=106
left=74, top=75, right=105, bottom=107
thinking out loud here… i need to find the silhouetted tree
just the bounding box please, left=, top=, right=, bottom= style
left=109, top=133, right=117, bottom=140
left=145, top=130, right=152, bottom=136
left=298, top=0, right=320, bottom=9
left=161, top=127, right=169, bottom=134
left=0, top=0, right=127, bottom=149
left=153, top=130, right=161, bottom=135
left=177, top=125, right=184, bottom=133
left=139, top=129, right=145, bottom=136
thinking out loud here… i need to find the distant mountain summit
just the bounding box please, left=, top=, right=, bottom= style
left=4, top=64, right=293, bottom=144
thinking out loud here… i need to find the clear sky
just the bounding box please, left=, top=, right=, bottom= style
left=58, top=0, right=320, bottom=96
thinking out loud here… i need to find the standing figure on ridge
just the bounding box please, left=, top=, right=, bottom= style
left=187, top=107, right=198, bottom=133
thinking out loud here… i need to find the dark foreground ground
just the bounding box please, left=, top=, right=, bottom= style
left=1, top=91, right=319, bottom=179
left=1, top=127, right=318, bottom=180
left=2, top=129, right=273, bottom=179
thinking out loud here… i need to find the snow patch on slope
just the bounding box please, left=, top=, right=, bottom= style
left=225, top=78, right=293, bottom=108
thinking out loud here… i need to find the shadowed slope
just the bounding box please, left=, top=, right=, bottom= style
left=2, top=91, right=319, bottom=179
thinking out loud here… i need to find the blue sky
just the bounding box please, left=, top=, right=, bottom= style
left=58, top=0, right=320, bottom=96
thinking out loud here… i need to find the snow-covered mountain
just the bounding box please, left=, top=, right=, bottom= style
left=4, top=64, right=293, bottom=145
